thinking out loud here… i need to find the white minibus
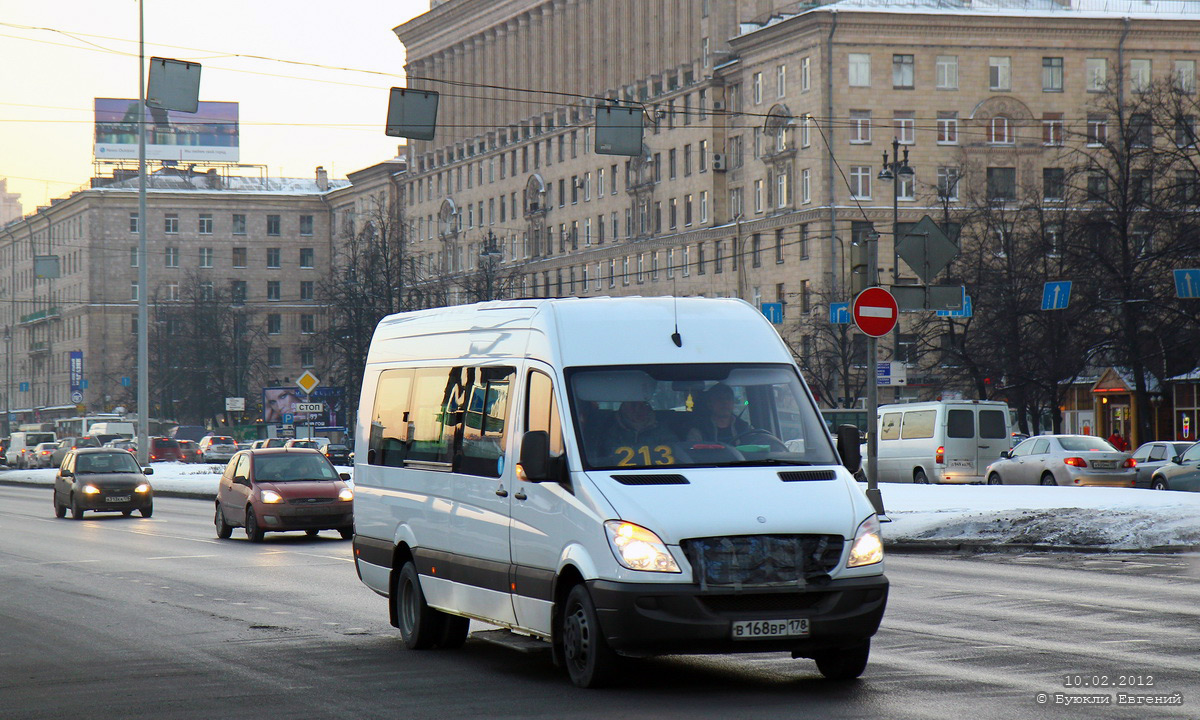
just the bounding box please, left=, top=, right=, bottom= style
left=873, top=400, right=1011, bottom=484
left=351, top=297, right=887, bottom=687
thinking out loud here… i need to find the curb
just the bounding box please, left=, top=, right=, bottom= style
left=884, top=540, right=1200, bottom=555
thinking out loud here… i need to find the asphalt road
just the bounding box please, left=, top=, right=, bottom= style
left=1, top=484, right=1198, bottom=720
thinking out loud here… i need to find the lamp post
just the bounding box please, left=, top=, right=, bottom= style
left=3, top=326, right=10, bottom=437
left=877, top=138, right=915, bottom=398
left=479, top=231, right=503, bottom=301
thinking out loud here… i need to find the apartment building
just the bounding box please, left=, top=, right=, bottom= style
left=393, top=0, right=1200, bottom=396
left=0, top=167, right=344, bottom=424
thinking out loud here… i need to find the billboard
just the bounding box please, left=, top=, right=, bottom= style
left=94, top=98, right=239, bottom=162
left=263, top=386, right=346, bottom=428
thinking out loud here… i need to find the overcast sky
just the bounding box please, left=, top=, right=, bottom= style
left=0, top=0, right=431, bottom=211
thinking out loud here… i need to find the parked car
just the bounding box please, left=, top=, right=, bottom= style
left=198, top=435, right=238, bottom=463
left=323, top=443, right=352, bottom=466
left=32, top=442, right=58, bottom=468
left=214, top=448, right=353, bottom=542
left=1129, top=441, right=1193, bottom=489
left=1147, top=441, right=1200, bottom=491
left=985, top=434, right=1136, bottom=487
left=176, top=439, right=203, bottom=463
left=147, top=437, right=184, bottom=462
left=50, top=436, right=102, bottom=468
left=53, top=448, right=154, bottom=519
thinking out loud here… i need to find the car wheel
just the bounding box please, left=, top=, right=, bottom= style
left=395, top=561, right=444, bottom=650
left=814, top=640, right=871, bottom=681
left=913, top=468, right=929, bottom=484
left=561, top=583, right=619, bottom=688
left=53, top=494, right=66, bottom=518
left=71, top=494, right=85, bottom=520
left=140, top=504, right=153, bottom=518
left=1040, top=473, right=1058, bottom=486
left=306, top=529, right=320, bottom=538
left=215, top=505, right=233, bottom=539
left=245, top=507, right=264, bottom=542
left=987, top=473, right=1003, bottom=486
left=1151, top=478, right=1169, bottom=491
left=123, top=509, right=134, bottom=517
left=338, top=527, right=354, bottom=541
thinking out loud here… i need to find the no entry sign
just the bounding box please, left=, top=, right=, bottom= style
left=852, top=287, right=899, bottom=337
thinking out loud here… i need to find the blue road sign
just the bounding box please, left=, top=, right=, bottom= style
left=18, top=382, right=29, bottom=392
left=936, top=294, right=973, bottom=318
left=1174, top=269, right=1200, bottom=299
left=81, top=379, right=89, bottom=389
left=282, top=413, right=295, bottom=425
left=120, top=376, right=132, bottom=387
left=829, top=302, right=850, bottom=324
left=1041, top=281, right=1072, bottom=311
left=760, top=302, right=784, bottom=324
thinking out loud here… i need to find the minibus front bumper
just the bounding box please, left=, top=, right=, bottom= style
left=588, top=573, right=888, bottom=657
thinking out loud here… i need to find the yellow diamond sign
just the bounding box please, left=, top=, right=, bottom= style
left=296, top=371, right=321, bottom=395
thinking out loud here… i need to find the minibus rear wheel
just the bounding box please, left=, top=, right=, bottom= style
left=396, top=561, right=444, bottom=650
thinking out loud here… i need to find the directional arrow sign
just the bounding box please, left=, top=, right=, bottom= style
left=1174, top=269, right=1200, bottom=299
left=829, top=302, right=850, bottom=324
left=896, top=215, right=958, bottom=284
left=1041, top=280, right=1072, bottom=311
left=852, top=287, right=898, bottom=337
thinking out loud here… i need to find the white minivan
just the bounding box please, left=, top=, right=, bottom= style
left=873, top=400, right=1010, bottom=484
left=352, top=297, right=887, bottom=687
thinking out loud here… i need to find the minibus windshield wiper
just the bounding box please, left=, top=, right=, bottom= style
left=718, top=459, right=817, bottom=467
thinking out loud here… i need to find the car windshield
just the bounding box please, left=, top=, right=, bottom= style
left=1058, top=436, right=1116, bottom=452
left=27, top=433, right=55, bottom=445
left=327, top=444, right=348, bottom=451
left=265, top=439, right=288, bottom=448
left=253, top=454, right=338, bottom=482
left=153, top=439, right=179, bottom=448
left=566, top=363, right=836, bottom=470
left=76, top=452, right=141, bottom=474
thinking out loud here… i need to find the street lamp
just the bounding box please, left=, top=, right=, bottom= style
left=878, top=138, right=915, bottom=395
left=479, top=231, right=503, bottom=301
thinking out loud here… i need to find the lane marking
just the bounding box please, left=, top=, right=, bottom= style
left=145, top=555, right=219, bottom=561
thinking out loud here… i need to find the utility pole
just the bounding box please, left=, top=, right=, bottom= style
left=136, top=0, right=150, bottom=464
left=878, top=138, right=914, bottom=399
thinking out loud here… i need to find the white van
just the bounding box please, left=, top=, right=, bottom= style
left=86, top=422, right=135, bottom=439
left=873, top=400, right=1010, bottom=484
left=7, top=431, right=58, bottom=467
left=351, top=298, right=887, bottom=687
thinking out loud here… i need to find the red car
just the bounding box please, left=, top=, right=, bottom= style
left=148, top=437, right=184, bottom=462
left=214, top=448, right=353, bottom=542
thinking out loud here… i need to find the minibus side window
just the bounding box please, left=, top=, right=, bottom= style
left=946, top=409, right=974, bottom=438
left=978, top=410, right=1007, bottom=439
left=880, top=412, right=902, bottom=441
left=369, top=369, right=414, bottom=467
left=407, top=368, right=460, bottom=465
left=459, top=366, right=516, bottom=477
left=900, top=410, right=935, bottom=439
left=525, top=370, right=564, bottom=457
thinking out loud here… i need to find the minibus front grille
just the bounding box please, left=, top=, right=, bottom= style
left=777, top=470, right=837, bottom=482
left=680, top=534, right=844, bottom=589
left=699, top=592, right=827, bottom=615
left=610, top=474, right=689, bottom=485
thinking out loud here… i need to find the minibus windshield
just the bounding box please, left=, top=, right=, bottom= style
left=566, top=363, right=838, bottom=470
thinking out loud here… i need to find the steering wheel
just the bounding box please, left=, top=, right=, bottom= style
left=731, top=429, right=788, bottom=452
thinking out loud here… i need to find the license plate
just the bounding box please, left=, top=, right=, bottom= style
left=106, top=495, right=131, bottom=503
left=731, top=618, right=810, bottom=640
left=948, top=459, right=974, bottom=469
left=1091, top=460, right=1115, bottom=469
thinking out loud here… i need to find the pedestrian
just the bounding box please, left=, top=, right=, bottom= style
left=1108, top=431, right=1128, bottom=452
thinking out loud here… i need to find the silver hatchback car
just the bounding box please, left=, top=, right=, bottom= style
left=985, top=434, right=1136, bottom=487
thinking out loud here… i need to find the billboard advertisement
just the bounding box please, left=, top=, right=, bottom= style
left=262, top=386, right=346, bottom=428
left=94, top=98, right=239, bottom=162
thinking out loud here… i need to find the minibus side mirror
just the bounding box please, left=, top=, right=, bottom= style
left=836, top=424, right=861, bottom=474
left=518, top=431, right=552, bottom=482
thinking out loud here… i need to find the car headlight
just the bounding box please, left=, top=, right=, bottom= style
left=338, top=487, right=354, bottom=501
left=260, top=489, right=284, bottom=504
left=603, top=520, right=680, bottom=573
left=135, top=484, right=150, bottom=493
left=847, top=515, right=884, bottom=568
left=82, top=485, right=101, bottom=495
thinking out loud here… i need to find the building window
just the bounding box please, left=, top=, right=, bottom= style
left=164, top=247, right=179, bottom=267
left=230, top=214, right=245, bottom=235
left=669, top=198, right=677, bottom=229
left=801, top=115, right=811, bottom=148
left=164, top=214, right=179, bottom=234
left=1087, top=114, right=1108, bottom=146
left=300, top=315, right=315, bottom=335
left=1043, top=113, right=1064, bottom=146
left=754, top=179, right=764, bottom=212
left=850, top=110, right=871, bottom=144
left=894, top=111, right=915, bottom=144
left=267, top=347, right=282, bottom=367
left=776, top=170, right=788, bottom=208
left=798, top=224, right=809, bottom=259
left=300, top=281, right=314, bottom=301
left=699, top=140, right=708, bottom=173
left=936, top=55, right=958, bottom=90
left=937, top=111, right=958, bottom=144
left=801, top=56, right=811, bottom=92
left=753, top=72, right=763, bottom=104
left=669, top=148, right=677, bottom=180
left=129, top=247, right=138, bottom=267
left=267, top=215, right=281, bottom=236
left=1043, top=168, right=1065, bottom=202
left=801, top=168, right=811, bottom=204
left=300, top=215, right=314, bottom=236
left=714, top=241, right=724, bottom=273
left=986, top=167, right=1017, bottom=201
left=937, top=167, right=960, bottom=201
left=232, top=247, right=247, bottom=268
left=1175, top=116, right=1197, bottom=148
left=776, top=64, right=787, bottom=97
left=1042, top=57, right=1064, bottom=92
left=684, top=194, right=694, bottom=226
left=684, top=144, right=692, bottom=176
left=231, top=280, right=247, bottom=305
left=267, top=314, right=282, bottom=334
left=989, top=116, right=1013, bottom=145
left=849, top=53, right=870, bottom=87
left=200, top=281, right=213, bottom=301
left=267, top=280, right=281, bottom=301
left=1086, top=58, right=1107, bottom=91
left=751, top=234, right=762, bottom=268
left=199, top=247, right=213, bottom=268
left=850, top=166, right=872, bottom=199
left=700, top=191, right=709, bottom=223
left=129, top=213, right=139, bottom=233
left=776, top=228, right=786, bottom=263
left=892, top=54, right=914, bottom=89
left=1130, top=59, right=1151, bottom=92
left=898, top=173, right=914, bottom=201
left=1087, top=173, right=1108, bottom=202
left=1175, top=60, right=1196, bottom=93
left=130, top=282, right=139, bottom=301
left=300, top=248, right=314, bottom=268
left=198, top=213, right=213, bottom=234
left=300, top=349, right=315, bottom=368
left=989, top=56, right=1011, bottom=91
left=267, top=248, right=281, bottom=268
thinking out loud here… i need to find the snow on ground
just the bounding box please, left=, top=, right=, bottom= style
left=5, top=464, right=1197, bottom=550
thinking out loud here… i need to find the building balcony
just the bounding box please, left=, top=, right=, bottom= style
left=19, top=307, right=59, bottom=326
left=28, top=341, right=48, bottom=355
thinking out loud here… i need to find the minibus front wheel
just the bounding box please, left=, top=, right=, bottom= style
left=813, top=640, right=870, bottom=680
left=561, top=584, right=619, bottom=688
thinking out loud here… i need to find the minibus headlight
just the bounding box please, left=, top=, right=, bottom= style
left=847, top=515, right=884, bottom=567
left=604, top=520, right=680, bottom=573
